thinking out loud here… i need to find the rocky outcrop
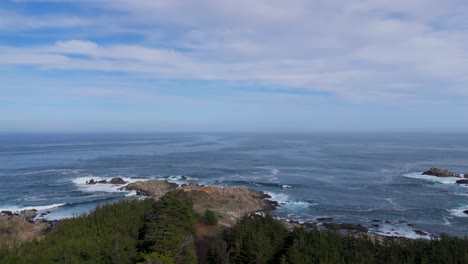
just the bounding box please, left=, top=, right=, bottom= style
left=123, top=181, right=278, bottom=225
left=0, top=210, right=51, bottom=246
left=316, top=217, right=333, bottom=221
left=86, top=177, right=127, bottom=185
left=125, top=180, right=178, bottom=198
left=422, top=167, right=459, bottom=177
left=323, top=222, right=368, bottom=233
left=414, top=230, right=427, bottom=236
left=456, top=179, right=468, bottom=185
left=109, top=177, right=127, bottom=184
left=463, top=210, right=468, bottom=215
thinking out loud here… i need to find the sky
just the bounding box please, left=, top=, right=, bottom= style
left=1, top=0, right=468, bottom=132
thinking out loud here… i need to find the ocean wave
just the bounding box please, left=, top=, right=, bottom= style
left=372, top=224, right=431, bottom=240
left=266, top=192, right=316, bottom=208
left=449, top=205, right=468, bottom=218
left=222, top=180, right=296, bottom=189
left=19, top=169, right=81, bottom=176
left=0, top=203, right=66, bottom=213
left=402, top=172, right=467, bottom=187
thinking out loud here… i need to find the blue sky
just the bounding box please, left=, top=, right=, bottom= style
left=1, top=0, right=468, bottom=132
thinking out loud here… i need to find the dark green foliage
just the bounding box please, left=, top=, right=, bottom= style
left=210, top=215, right=468, bottom=264
left=140, top=190, right=197, bottom=264
left=204, top=209, right=218, bottom=226
left=0, top=191, right=198, bottom=264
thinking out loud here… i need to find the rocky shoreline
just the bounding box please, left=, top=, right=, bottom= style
left=3, top=174, right=455, bottom=246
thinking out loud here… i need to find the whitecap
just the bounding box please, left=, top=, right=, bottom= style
left=0, top=203, right=65, bottom=213
left=372, top=224, right=431, bottom=240
left=449, top=205, right=468, bottom=218
left=402, top=172, right=467, bottom=187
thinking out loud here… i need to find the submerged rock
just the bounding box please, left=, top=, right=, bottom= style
left=463, top=210, right=468, bottom=215
left=422, top=167, right=458, bottom=177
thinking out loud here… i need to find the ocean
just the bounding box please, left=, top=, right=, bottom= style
left=0, top=133, right=467, bottom=238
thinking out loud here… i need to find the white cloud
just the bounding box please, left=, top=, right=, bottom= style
left=1, top=0, right=468, bottom=100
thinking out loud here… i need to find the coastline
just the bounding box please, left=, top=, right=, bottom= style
left=0, top=178, right=444, bottom=246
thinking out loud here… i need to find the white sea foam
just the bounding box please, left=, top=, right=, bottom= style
left=403, top=172, right=467, bottom=187
left=449, top=205, right=468, bottom=218
left=373, top=224, right=431, bottom=240
left=385, top=198, right=397, bottom=206
left=281, top=185, right=292, bottom=188
left=0, top=203, right=66, bottom=213
left=443, top=217, right=451, bottom=226
left=266, top=192, right=316, bottom=209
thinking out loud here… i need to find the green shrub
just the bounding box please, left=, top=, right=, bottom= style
left=204, top=209, right=218, bottom=225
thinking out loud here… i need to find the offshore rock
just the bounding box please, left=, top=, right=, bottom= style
left=422, top=167, right=458, bottom=177
left=456, top=179, right=468, bottom=185
left=109, top=177, right=127, bottom=184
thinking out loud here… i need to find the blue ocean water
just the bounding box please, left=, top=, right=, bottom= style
left=0, top=133, right=467, bottom=238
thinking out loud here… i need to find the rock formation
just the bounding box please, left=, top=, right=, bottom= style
left=125, top=180, right=178, bottom=198
left=456, top=179, right=468, bottom=185
left=0, top=210, right=51, bottom=246
left=422, top=167, right=459, bottom=177
left=124, top=181, right=277, bottom=225
left=86, top=177, right=127, bottom=185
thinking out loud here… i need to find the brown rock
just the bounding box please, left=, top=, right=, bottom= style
left=109, top=177, right=127, bottom=185
left=125, top=180, right=178, bottom=198
left=0, top=210, right=51, bottom=246
left=422, top=167, right=458, bottom=177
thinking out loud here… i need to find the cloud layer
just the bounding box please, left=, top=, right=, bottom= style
left=1, top=0, right=468, bottom=101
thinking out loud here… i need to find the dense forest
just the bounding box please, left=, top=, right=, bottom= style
left=0, top=191, right=197, bottom=264
left=209, top=214, right=468, bottom=264
left=1, top=191, right=467, bottom=264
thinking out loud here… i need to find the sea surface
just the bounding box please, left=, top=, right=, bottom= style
left=0, top=133, right=467, bottom=238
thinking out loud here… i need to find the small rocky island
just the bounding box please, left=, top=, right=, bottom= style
left=422, top=167, right=468, bottom=185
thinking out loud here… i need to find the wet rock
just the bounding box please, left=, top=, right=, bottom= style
left=414, top=230, right=427, bottom=236
left=370, top=219, right=381, bottom=223
left=109, top=177, right=127, bottom=185
left=323, top=223, right=368, bottom=233
left=372, top=224, right=380, bottom=227
left=456, top=179, right=468, bottom=185
left=422, top=167, right=458, bottom=177
left=97, top=179, right=107, bottom=184
left=463, top=210, right=468, bottom=215
left=1, top=211, right=13, bottom=216
left=464, top=174, right=468, bottom=178
left=316, top=217, right=333, bottom=222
